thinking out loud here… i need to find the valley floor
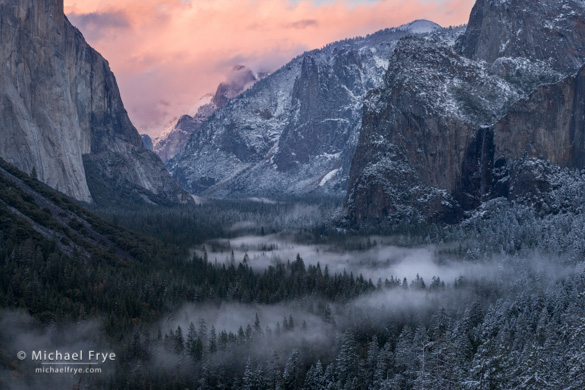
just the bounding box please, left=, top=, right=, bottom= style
left=2, top=197, right=585, bottom=389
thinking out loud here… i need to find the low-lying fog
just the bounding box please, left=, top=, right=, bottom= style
left=197, top=233, right=578, bottom=286
left=179, top=233, right=583, bottom=344
left=6, top=230, right=583, bottom=389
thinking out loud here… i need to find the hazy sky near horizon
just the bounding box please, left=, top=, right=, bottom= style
left=64, top=0, right=474, bottom=137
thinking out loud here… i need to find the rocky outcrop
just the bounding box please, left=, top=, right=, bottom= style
left=141, top=135, right=153, bottom=151
left=479, top=65, right=585, bottom=201
left=491, top=66, right=585, bottom=169
left=346, top=37, right=522, bottom=225
left=346, top=0, right=585, bottom=227
left=170, top=21, right=445, bottom=197
left=457, top=0, right=585, bottom=74
left=452, top=65, right=585, bottom=212
left=153, top=66, right=259, bottom=163
left=0, top=0, right=190, bottom=205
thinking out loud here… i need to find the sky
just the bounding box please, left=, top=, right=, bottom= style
left=64, top=0, right=474, bottom=137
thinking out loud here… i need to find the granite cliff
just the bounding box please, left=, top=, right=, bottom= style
left=169, top=21, right=444, bottom=197
left=458, top=0, right=585, bottom=73
left=346, top=0, right=585, bottom=227
left=0, top=0, right=191, bottom=206
left=141, top=134, right=154, bottom=151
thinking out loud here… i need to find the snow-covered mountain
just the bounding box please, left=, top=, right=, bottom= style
left=346, top=0, right=585, bottom=227
left=169, top=20, right=445, bottom=197
left=153, top=65, right=260, bottom=163
left=398, top=19, right=443, bottom=34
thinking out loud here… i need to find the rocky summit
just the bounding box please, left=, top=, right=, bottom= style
left=0, top=0, right=191, bottom=206
left=169, top=20, right=444, bottom=198
left=458, top=0, right=585, bottom=73
left=346, top=0, right=585, bottom=227
left=153, top=65, right=261, bottom=163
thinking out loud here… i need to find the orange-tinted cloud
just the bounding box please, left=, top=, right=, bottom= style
left=64, top=0, right=474, bottom=136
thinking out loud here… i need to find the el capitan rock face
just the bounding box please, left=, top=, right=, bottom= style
left=0, top=0, right=190, bottom=205
left=346, top=0, right=585, bottom=227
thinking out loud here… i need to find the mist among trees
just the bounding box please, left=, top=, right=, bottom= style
left=3, top=182, right=585, bottom=389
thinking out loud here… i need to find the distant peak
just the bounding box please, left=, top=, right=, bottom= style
left=398, top=19, right=442, bottom=34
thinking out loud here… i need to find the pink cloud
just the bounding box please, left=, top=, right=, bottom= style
left=64, top=0, right=474, bottom=136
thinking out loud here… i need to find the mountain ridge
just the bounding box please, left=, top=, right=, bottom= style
left=169, top=20, right=448, bottom=198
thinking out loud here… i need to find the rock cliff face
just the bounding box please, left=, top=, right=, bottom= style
left=346, top=0, right=585, bottom=227
left=346, top=37, right=524, bottom=224
left=0, top=0, right=190, bottom=205
left=141, top=135, right=154, bottom=151
left=483, top=65, right=585, bottom=201
left=457, top=0, right=585, bottom=73
left=170, top=21, right=444, bottom=197
left=490, top=66, right=585, bottom=169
